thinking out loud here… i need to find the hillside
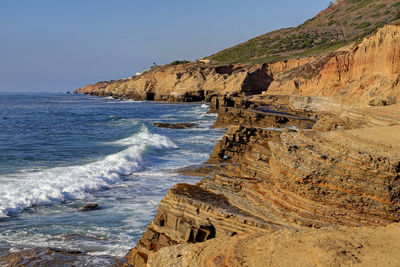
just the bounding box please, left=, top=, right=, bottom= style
left=209, top=0, right=400, bottom=64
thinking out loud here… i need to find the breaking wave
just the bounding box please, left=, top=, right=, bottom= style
left=0, top=126, right=177, bottom=218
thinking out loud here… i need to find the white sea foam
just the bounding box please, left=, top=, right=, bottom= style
left=0, top=126, right=177, bottom=218
left=121, top=99, right=143, bottom=103
left=111, top=126, right=177, bottom=148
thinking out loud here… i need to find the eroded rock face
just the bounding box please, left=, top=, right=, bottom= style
left=207, top=125, right=281, bottom=165
left=118, top=183, right=280, bottom=266
left=210, top=96, right=316, bottom=129
left=74, top=63, right=250, bottom=102
left=119, top=97, right=400, bottom=266
left=73, top=55, right=317, bottom=103
left=73, top=58, right=315, bottom=103
left=267, top=25, right=400, bottom=107
left=268, top=128, right=400, bottom=226
left=147, top=224, right=400, bottom=267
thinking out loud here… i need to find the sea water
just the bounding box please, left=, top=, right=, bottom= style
left=0, top=93, right=224, bottom=261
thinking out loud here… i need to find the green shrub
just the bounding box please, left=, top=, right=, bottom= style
left=356, top=0, right=377, bottom=9
left=169, top=60, right=190, bottom=66
left=374, top=3, right=386, bottom=10
left=357, top=21, right=371, bottom=29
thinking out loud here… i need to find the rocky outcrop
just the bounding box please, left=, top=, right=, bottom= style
left=208, top=125, right=281, bottom=165
left=147, top=223, right=400, bottom=267
left=206, top=124, right=400, bottom=228
left=118, top=95, right=400, bottom=266
left=210, top=96, right=316, bottom=129
left=3, top=248, right=118, bottom=266
left=119, top=182, right=281, bottom=266
left=153, top=123, right=197, bottom=129
left=79, top=203, right=100, bottom=212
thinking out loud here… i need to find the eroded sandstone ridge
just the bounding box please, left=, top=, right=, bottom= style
left=74, top=57, right=315, bottom=103
left=76, top=25, right=400, bottom=107
left=74, top=63, right=265, bottom=102
left=114, top=92, right=400, bottom=266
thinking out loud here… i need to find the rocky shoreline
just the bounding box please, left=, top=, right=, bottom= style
left=4, top=25, right=400, bottom=266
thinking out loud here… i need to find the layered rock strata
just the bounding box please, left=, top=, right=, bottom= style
left=210, top=96, right=316, bottom=129
left=118, top=97, right=400, bottom=266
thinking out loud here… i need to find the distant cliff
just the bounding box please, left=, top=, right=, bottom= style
left=75, top=58, right=314, bottom=102
left=76, top=25, right=400, bottom=107
left=75, top=62, right=252, bottom=101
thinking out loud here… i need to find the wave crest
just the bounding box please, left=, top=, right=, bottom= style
left=0, top=126, right=177, bottom=217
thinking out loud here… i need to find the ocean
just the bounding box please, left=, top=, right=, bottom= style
left=0, top=92, right=224, bottom=263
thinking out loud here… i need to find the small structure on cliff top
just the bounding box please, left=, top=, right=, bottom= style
left=199, top=58, right=215, bottom=64
left=135, top=68, right=149, bottom=77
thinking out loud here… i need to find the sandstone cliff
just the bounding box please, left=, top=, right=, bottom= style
left=75, top=57, right=314, bottom=102
left=74, top=57, right=316, bottom=102
left=76, top=25, right=400, bottom=108
left=74, top=63, right=266, bottom=102
left=266, top=25, right=400, bottom=107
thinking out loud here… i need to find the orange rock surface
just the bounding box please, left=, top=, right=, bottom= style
left=267, top=25, right=400, bottom=106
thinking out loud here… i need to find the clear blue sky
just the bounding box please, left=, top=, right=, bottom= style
left=0, top=0, right=332, bottom=92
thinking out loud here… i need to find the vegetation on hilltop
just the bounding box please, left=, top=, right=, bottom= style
left=168, top=60, right=191, bottom=66
left=209, top=0, right=400, bottom=64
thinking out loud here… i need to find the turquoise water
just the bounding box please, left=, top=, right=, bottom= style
left=0, top=93, right=224, bottom=260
